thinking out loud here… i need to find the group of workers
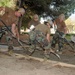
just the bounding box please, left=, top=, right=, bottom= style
left=27, top=14, right=68, bottom=54
left=0, top=6, right=69, bottom=55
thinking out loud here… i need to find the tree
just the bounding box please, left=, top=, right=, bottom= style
left=0, top=0, right=17, bottom=9
left=1, top=0, right=75, bottom=19
left=0, top=0, right=75, bottom=29
left=17, top=0, right=75, bottom=19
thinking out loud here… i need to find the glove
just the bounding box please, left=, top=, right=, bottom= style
left=29, top=25, right=35, bottom=31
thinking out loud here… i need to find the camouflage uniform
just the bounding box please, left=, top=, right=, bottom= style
left=29, top=30, right=48, bottom=47
left=29, top=24, right=51, bottom=50
left=51, top=30, right=65, bottom=51
left=28, top=24, right=61, bottom=59
left=51, top=15, right=67, bottom=51
left=0, top=7, right=18, bottom=50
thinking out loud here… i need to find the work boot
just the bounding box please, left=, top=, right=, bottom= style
left=28, top=45, right=35, bottom=53
left=56, top=47, right=63, bottom=54
left=8, top=46, right=13, bottom=55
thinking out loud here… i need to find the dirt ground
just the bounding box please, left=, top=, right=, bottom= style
left=0, top=53, right=75, bottom=75
left=0, top=34, right=75, bottom=75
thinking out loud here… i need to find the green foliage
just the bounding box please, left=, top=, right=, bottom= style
left=0, top=0, right=16, bottom=8
left=21, top=0, right=75, bottom=18
left=22, top=0, right=52, bottom=15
